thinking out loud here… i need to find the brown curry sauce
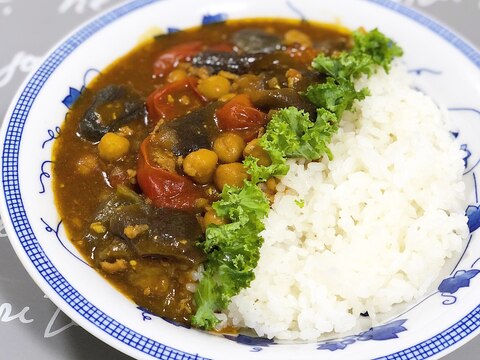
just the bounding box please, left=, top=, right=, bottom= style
left=52, top=19, right=350, bottom=325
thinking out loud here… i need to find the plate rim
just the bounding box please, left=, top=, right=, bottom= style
left=0, top=0, right=479, bottom=359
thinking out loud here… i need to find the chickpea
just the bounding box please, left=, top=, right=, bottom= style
left=213, top=133, right=246, bottom=163
left=167, top=69, right=187, bottom=83
left=284, top=29, right=313, bottom=48
left=243, top=138, right=271, bottom=166
left=204, top=208, right=227, bottom=227
left=197, top=75, right=231, bottom=100
left=183, top=149, right=218, bottom=184
left=214, top=162, right=248, bottom=190
left=98, top=132, right=130, bottom=162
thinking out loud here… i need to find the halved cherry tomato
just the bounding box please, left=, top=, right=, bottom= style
left=215, top=94, right=268, bottom=140
left=146, top=77, right=206, bottom=124
left=153, top=41, right=204, bottom=77
left=137, top=136, right=202, bottom=210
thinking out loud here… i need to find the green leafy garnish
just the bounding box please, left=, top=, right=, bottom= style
left=310, top=29, right=404, bottom=81
left=264, top=107, right=338, bottom=161
left=246, top=107, right=340, bottom=183
left=295, top=199, right=305, bottom=208
left=306, top=29, right=402, bottom=114
left=250, top=29, right=402, bottom=185
left=306, top=78, right=369, bottom=117
left=192, top=182, right=269, bottom=328
left=352, top=29, right=404, bottom=72
left=192, top=28, right=403, bottom=329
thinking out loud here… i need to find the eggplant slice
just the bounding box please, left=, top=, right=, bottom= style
left=77, top=84, right=145, bottom=142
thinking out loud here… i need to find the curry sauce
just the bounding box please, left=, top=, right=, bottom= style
left=53, top=19, right=350, bottom=325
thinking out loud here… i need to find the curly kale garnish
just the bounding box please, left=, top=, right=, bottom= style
left=192, top=28, right=403, bottom=329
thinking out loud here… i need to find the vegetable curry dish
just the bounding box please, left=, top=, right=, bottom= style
left=53, top=19, right=402, bottom=330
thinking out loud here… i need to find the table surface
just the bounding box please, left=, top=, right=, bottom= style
left=0, top=0, right=479, bottom=359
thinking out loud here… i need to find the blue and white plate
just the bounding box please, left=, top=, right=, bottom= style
left=1, top=0, right=479, bottom=359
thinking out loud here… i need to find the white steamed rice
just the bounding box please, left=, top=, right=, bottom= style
left=226, top=62, right=469, bottom=340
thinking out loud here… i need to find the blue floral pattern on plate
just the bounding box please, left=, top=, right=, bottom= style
left=438, top=254, right=480, bottom=305
left=318, top=320, right=408, bottom=351
left=61, top=68, right=100, bottom=109
left=201, top=13, right=227, bottom=25
left=224, top=334, right=274, bottom=352
left=439, top=270, right=480, bottom=295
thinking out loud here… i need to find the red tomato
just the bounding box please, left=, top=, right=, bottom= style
left=215, top=94, right=268, bottom=139
left=153, top=41, right=203, bottom=77
left=146, top=77, right=206, bottom=124
left=137, top=136, right=202, bottom=210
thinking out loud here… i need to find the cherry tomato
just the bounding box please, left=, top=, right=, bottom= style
left=153, top=41, right=203, bottom=77
left=215, top=94, right=268, bottom=140
left=137, top=136, right=202, bottom=210
left=146, top=77, right=206, bottom=124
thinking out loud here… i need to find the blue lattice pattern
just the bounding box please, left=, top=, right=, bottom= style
left=377, top=305, right=480, bottom=359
